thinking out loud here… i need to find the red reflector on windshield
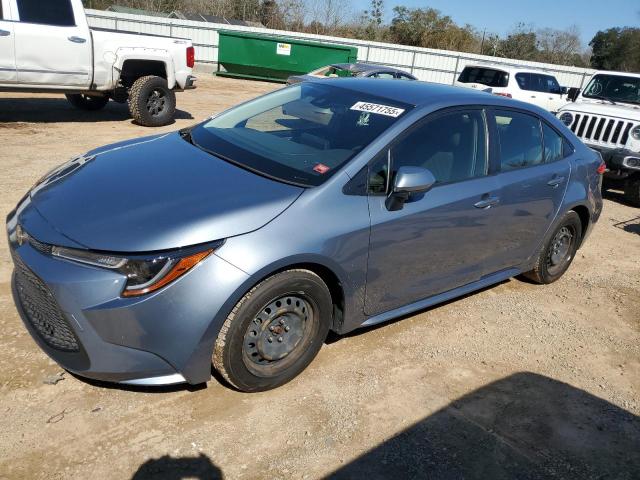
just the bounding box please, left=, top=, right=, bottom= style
left=186, top=47, right=195, bottom=68
left=597, top=161, right=606, bottom=175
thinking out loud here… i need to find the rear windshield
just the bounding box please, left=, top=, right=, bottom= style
left=458, top=67, right=509, bottom=88
left=190, top=83, right=411, bottom=187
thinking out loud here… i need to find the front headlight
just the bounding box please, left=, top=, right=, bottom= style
left=51, top=243, right=219, bottom=297
left=631, top=125, right=640, bottom=140
left=559, top=112, right=573, bottom=127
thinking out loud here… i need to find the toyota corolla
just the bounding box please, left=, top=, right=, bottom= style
left=7, top=79, right=603, bottom=391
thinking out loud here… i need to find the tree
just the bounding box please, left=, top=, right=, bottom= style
left=590, top=27, right=640, bottom=72
left=536, top=26, right=582, bottom=65
left=498, top=23, right=538, bottom=60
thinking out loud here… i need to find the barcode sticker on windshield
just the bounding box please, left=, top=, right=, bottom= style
left=350, top=102, right=405, bottom=117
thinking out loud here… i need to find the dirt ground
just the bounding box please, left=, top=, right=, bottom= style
left=0, top=76, right=638, bottom=480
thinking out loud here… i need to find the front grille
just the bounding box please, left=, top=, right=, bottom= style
left=569, top=113, right=635, bottom=148
left=13, top=253, right=79, bottom=352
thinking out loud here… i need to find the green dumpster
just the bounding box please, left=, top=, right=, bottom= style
left=216, top=30, right=358, bottom=82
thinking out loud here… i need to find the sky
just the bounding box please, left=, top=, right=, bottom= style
left=351, top=0, right=640, bottom=45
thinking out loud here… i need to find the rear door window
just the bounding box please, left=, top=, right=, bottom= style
left=542, top=123, right=564, bottom=162
left=458, top=67, right=509, bottom=88
left=17, top=0, right=75, bottom=26
left=493, top=110, right=543, bottom=171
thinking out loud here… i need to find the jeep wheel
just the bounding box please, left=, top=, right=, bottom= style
left=624, top=176, right=640, bottom=207
left=128, top=75, right=176, bottom=127
left=65, top=94, right=109, bottom=111
left=523, top=211, right=582, bottom=284
left=213, top=270, right=332, bottom=392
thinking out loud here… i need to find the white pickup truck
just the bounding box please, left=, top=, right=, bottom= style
left=558, top=71, right=640, bottom=206
left=0, top=0, right=196, bottom=126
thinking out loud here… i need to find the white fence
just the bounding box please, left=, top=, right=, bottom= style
left=86, top=9, right=596, bottom=89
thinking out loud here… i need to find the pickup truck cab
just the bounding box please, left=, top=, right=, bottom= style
left=455, top=65, right=568, bottom=113
left=558, top=71, right=640, bottom=206
left=0, top=0, right=196, bottom=126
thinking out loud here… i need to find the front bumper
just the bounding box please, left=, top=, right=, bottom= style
left=7, top=208, right=248, bottom=386
left=589, top=145, right=640, bottom=179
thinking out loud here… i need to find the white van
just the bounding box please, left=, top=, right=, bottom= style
left=455, top=65, right=569, bottom=113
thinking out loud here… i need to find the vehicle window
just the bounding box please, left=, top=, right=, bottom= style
left=17, top=0, right=75, bottom=26
left=542, top=123, right=564, bottom=163
left=562, top=139, right=574, bottom=158
left=583, top=74, right=640, bottom=105
left=515, top=73, right=530, bottom=90
left=0, top=2, right=3, bottom=20
left=458, top=67, right=509, bottom=88
left=398, top=73, right=414, bottom=80
left=545, top=75, right=562, bottom=94
left=192, top=83, right=411, bottom=187
left=369, top=110, right=487, bottom=191
left=494, top=111, right=543, bottom=170
left=371, top=72, right=396, bottom=79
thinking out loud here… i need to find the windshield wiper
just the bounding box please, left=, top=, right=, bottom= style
left=587, top=95, right=617, bottom=105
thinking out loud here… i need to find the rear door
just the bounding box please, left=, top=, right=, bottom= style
left=13, top=0, right=92, bottom=87
left=0, top=0, right=16, bottom=83
left=543, top=75, right=566, bottom=113
left=486, top=109, right=572, bottom=273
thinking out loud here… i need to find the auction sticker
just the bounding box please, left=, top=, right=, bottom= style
left=350, top=102, right=405, bottom=117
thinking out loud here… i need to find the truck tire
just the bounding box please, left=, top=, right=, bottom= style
left=128, top=75, right=176, bottom=127
left=65, top=93, right=109, bottom=111
left=623, top=176, right=640, bottom=207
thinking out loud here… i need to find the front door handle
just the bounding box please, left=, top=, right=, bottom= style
left=547, top=176, right=565, bottom=188
left=0, top=30, right=10, bottom=37
left=474, top=196, right=500, bottom=209
left=68, top=36, right=86, bottom=43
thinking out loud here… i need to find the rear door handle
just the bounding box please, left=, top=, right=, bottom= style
left=474, top=196, right=500, bottom=209
left=0, top=30, right=10, bottom=37
left=547, top=176, right=565, bottom=188
left=68, top=36, right=86, bottom=43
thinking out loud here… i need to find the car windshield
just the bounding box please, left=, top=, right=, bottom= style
left=189, top=83, right=411, bottom=186
left=583, top=74, right=640, bottom=105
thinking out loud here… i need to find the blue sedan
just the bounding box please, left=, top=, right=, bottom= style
left=7, top=79, right=603, bottom=391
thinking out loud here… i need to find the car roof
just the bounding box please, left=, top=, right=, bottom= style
left=309, top=77, right=522, bottom=109
left=462, top=64, right=559, bottom=78
left=591, top=70, right=640, bottom=79
left=330, top=63, right=409, bottom=74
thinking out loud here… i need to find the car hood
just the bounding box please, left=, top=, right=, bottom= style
left=28, top=132, right=303, bottom=252
left=561, top=100, right=640, bottom=122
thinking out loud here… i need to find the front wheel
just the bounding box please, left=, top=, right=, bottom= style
left=523, top=211, right=582, bottom=284
left=213, top=270, right=332, bottom=392
left=624, top=176, right=640, bottom=207
left=128, top=75, right=176, bottom=127
left=65, top=93, right=109, bottom=111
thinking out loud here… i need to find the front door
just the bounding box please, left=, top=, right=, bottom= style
left=14, top=0, right=91, bottom=87
left=365, top=108, right=502, bottom=316
left=0, top=0, right=16, bottom=83
left=487, top=109, right=571, bottom=273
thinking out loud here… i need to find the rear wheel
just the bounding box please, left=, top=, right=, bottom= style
left=65, top=93, right=109, bottom=111
left=128, top=75, right=176, bottom=127
left=213, top=270, right=332, bottom=392
left=624, top=176, right=640, bottom=207
left=523, top=211, right=582, bottom=284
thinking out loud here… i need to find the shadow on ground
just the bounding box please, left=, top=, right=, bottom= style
left=131, top=453, right=222, bottom=480
left=328, top=372, right=639, bottom=480
left=0, top=98, right=193, bottom=124
left=128, top=372, right=639, bottom=479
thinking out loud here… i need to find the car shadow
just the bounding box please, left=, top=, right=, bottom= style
left=613, top=216, right=640, bottom=235
left=603, top=188, right=638, bottom=208
left=131, top=453, right=222, bottom=480
left=0, top=97, right=193, bottom=124
left=327, top=372, right=640, bottom=480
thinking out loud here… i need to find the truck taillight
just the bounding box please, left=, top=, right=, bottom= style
left=186, top=47, right=195, bottom=68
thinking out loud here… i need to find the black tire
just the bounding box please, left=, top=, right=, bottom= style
left=213, top=270, right=332, bottom=392
left=523, top=211, right=582, bottom=284
left=623, top=176, right=640, bottom=207
left=65, top=93, right=109, bottom=111
left=128, top=75, right=176, bottom=127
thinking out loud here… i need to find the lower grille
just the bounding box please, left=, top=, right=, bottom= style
left=13, top=253, right=79, bottom=352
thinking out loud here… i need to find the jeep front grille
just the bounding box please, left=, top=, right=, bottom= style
left=569, top=113, right=634, bottom=148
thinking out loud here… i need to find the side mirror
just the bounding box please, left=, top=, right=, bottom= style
left=385, top=166, right=436, bottom=211
left=567, top=87, right=580, bottom=102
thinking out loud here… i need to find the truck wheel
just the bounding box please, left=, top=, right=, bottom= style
left=128, top=75, right=176, bottom=127
left=523, top=211, right=582, bottom=284
left=623, top=176, right=640, bottom=207
left=65, top=94, right=109, bottom=111
left=213, top=270, right=332, bottom=392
